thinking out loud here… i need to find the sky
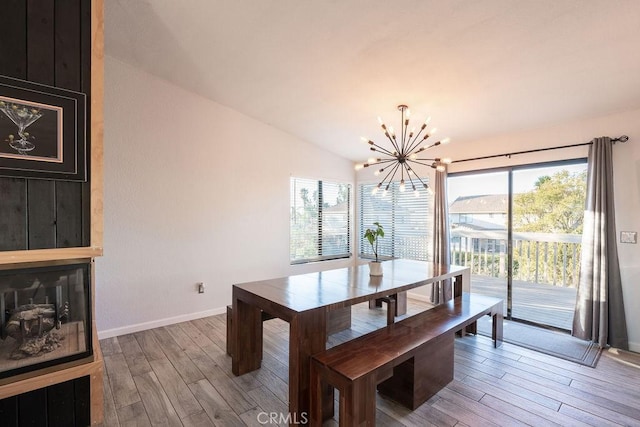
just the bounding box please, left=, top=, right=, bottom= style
left=447, top=162, right=587, bottom=203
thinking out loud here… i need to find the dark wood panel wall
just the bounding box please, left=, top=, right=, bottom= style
left=0, top=0, right=91, bottom=251
left=0, top=376, right=91, bottom=427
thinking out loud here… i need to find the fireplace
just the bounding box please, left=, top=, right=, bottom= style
left=0, top=261, right=92, bottom=381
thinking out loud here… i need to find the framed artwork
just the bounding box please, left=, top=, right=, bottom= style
left=0, top=75, right=86, bottom=181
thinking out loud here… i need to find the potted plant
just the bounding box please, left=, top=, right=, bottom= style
left=364, top=222, right=384, bottom=276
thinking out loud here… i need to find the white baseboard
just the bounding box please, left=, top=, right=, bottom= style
left=629, top=341, right=640, bottom=353
left=97, top=306, right=227, bottom=340
left=407, top=292, right=431, bottom=303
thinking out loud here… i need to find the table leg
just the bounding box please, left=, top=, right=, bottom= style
left=231, top=297, right=262, bottom=376
left=492, top=304, right=504, bottom=348
left=289, top=309, right=330, bottom=422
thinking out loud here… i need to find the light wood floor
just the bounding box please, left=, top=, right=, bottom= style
left=98, top=300, right=640, bottom=426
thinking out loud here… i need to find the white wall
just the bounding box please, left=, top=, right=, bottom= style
left=97, top=57, right=355, bottom=338
left=442, top=109, right=640, bottom=351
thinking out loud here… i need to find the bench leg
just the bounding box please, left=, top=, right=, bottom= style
left=379, top=296, right=396, bottom=325
left=377, top=332, right=454, bottom=409
left=309, top=361, right=325, bottom=426
left=369, top=292, right=406, bottom=317
left=341, top=375, right=377, bottom=427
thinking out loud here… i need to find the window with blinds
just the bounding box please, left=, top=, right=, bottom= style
left=359, top=182, right=432, bottom=261
left=290, top=178, right=351, bottom=264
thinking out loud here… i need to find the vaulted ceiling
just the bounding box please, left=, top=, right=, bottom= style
left=105, top=0, right=640, bottom=161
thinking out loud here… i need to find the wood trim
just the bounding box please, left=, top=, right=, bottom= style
left=90, top=316, right=104, bottom=425
left=0, top=350, right=102, bottom=401
left=90, top=0, right=104, bottom=251
left=0, top=2, right=105, bottom=425
left=0, top=247, right=103, bottom=265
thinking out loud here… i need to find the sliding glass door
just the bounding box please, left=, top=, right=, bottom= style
left=448, top=171, right=509, bottom=312
left=448, top=161, right=587, bottom=331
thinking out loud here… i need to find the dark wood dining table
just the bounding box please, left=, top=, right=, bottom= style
left=230, top=259, right=470, bottom=422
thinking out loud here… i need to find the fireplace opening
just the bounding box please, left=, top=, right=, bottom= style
left=0, top=261, right=92, bottom=381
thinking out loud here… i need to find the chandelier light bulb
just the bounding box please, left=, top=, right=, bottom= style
left=414, top=190, right=420, bottom=198
left=367, top=157, right=379, bottom=164
left=382, top=189, right=388, bottom=197
left=441, top=137, right=451, bottom=145
left=436, top=164, right=446, bottom=172
left=409, top=153, right=417, bottom=160
left=399, top=180, right=406, bottom=192
left=424, top=116, right=431, bottom=125
left=389, top=126, right=395, bottom=137
left=378, top=116, right=384, bottom=125
left=355, top=163, right=364, bottom=171
left=372, top=187, right=379, bottom=195
left=442, top=157, right=452, bottom=164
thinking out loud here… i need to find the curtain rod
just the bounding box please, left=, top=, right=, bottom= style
left=452, top=135, right=629, bottom=164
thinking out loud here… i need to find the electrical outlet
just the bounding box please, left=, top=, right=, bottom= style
left=197, top=282, right=205, bottom=293
left=620, top=231, right=637, bottom=244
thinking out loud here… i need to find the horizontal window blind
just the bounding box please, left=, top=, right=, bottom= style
left=290, top=178, right=351, bottom=264
left=359, top=182, right=432, bottom=261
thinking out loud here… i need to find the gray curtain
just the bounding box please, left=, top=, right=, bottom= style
left=431, top=167, right=451, bottom=304
left=572, top=137, right=628, bottom=349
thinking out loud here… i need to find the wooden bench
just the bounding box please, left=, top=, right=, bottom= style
left=309, top=293, right=503, bottom=426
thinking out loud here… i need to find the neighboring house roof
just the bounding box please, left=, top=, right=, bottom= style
left=452, top=220, right=506, bottom=231
left=449, top=194, right=507, bottom=214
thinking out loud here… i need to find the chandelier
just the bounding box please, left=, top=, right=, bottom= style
left=356, top=104, right=451, bottom=196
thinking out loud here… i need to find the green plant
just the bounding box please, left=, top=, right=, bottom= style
left=364, top=222, right=384, bottom=262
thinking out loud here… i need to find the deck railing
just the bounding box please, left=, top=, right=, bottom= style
left=450, top=229, right=582, bottom=288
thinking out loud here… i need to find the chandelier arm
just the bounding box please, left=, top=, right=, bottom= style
left=405, top=166, right=418, bottom=190
left=379, top=162, right=401, bottom=187
left=372, top=158, right=399, bottom=167
left=369, top=142, right=397, bottom=157
left=402, top=111, right=411, bottom=156
left=382, top=131, right=402, bottom=154
left=406, top=132, right=432, bottom=155
left=386, top=163, right=401, bottom=187
left=411, top=170, right=429, bottom=187
left=405, top=162, right=429, bottom=188
left=405, top=125, right=429, bottom=153
left=407, top=159, right=437, bottom=168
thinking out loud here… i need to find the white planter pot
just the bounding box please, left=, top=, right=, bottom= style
left=369, top=261, right=383, bottom=276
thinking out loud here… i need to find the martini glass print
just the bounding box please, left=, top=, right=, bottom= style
left=0, top=100, right=43, bottom=155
